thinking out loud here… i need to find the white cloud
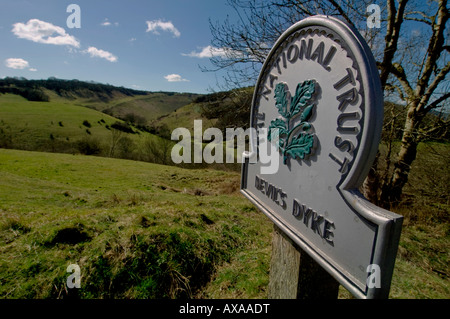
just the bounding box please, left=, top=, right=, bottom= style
left=164, top=74, right=189, bottom=82
left=146, top=20, right=180, bottom=38
left=5, top=58, right=29, bottom=69
left=12, top=19, right=80, bottom=47
left=29, top=68, right=38, bottom=72
left=84, top=47, right=118, bottom=62
left=101, top=18, right=119, bottom=27
left=182, top=45, right=233, bottom=58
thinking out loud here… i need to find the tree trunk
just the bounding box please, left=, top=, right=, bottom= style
left=380, top=106, right=420, bottom=207
left=362, top=151, right=380, bottom=205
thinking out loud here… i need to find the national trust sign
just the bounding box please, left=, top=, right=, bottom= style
left=241, top=16, right=403, bottom=299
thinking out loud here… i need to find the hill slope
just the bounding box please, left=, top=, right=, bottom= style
left=0, top=149, right=272, bottom=298
left=0, top=76, right=199, bottom=164
left=0, top=93, right=168, bottom=160
left=0, top=93, right=122, bottom=150
left=0, top=77, right=199, bottom=125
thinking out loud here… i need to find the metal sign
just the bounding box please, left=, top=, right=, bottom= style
left=241, top=15, right=403, bottom=299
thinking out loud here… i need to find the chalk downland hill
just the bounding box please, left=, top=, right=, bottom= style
left=0, top=78, right=201, bottom=162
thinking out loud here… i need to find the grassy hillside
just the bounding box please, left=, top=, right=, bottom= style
left=0, top=93, right=179, bottom=164
left=0, top=78, right=203, bottom=166
left=100, top=92, right=200, bottom=123
left=154, top=102, right=218, bottom=133
left=0, top=92, right=244, bottom=171
left=0, top=149, right=448, bottom=299
left=0, top=77, right=199, bottom=126
left=0, top=149, right=272, bottom=298
left=0, top=93, right=122, bottom=148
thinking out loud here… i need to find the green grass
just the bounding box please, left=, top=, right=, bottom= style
left=390, top=224, right=449, bottom=299
left=41, top=88, right=198, bottom=124
left=0, top=93, right=170, bottom=161
left=0, top=93, right=119, bottom=146
left=103, top=92, right=199, bottom=123
left=0, top=148, right=448, bottom=299
left=154, top=102, right=218, bottom=133
left=0, top=92, right=245, bottom=171
left=0, top=149, right=272, bottom=298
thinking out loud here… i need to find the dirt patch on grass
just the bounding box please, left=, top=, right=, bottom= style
left=48, top=225, right=91, bottom=245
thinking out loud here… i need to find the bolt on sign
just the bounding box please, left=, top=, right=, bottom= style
left=241, top=15, right=403, bottom=299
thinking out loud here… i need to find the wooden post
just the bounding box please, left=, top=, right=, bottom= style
left=268, top=225, right=340, bottom=299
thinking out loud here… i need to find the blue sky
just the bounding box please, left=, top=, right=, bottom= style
left=0, top=0, right=238, bottom=93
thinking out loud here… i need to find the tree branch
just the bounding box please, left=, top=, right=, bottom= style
left=404, top=17, right=432, bottom=25
left=421, top=60, right=450, bottom=112
left=328, top=0, right=357, bottom=30
left=379, top=0, right=409, bottom=90
left=389, top=62, right=416, bottom=99
left=404, top=10, right=433, bottom=25
left=424, top=91, right=450, bottom=113
left=385, top=83, right=406, bottom=101
left=415, top=0, right=449, bottom=97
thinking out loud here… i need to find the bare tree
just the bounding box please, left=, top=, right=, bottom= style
left=109, top=127, right=123, bottom=158
left=144, top=126, right=173, bottom=165
left=206, top=0, right=449, bottom=208
left=376, top=0, right=449, bottom=206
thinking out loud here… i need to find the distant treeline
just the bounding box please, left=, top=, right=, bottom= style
left=195, top=86, right=254, bottom=131
left=0, top=85, right=50, bottom=102
left=0, top=77, right=149, bottom=102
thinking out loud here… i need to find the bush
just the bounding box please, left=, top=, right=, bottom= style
left=111, top=121, right=135, bottom=134
left=82, top=120, right=92, bottom=128
left=116, top=136, right=136, bottom=160
left=76, top=137, right=102, bottom=155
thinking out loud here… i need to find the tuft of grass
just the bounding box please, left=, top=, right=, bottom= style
left=0, top=217, right=31, bottom=244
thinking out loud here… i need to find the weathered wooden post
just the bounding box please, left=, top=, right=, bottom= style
left=268, top=225, right=340, bottom=299
left=241, top=15, right=403, bottom=299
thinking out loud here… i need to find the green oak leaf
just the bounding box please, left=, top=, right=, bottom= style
left=300, top=104, right=314, bottom=122
left=268, top=118, right=288, bottom=147
left=269, top=79, right=318, bottom=164
left=274, top=83, right=290, bottom=118
left=290, top=80, right=316, bottom=118
left=284, top=133, right=315, bottom=161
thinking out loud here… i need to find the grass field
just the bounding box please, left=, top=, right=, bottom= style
left=0, top=93, right=177, bottom=164
left=41, top=88, right=198, bottom=124
left=0, top=93, right=136, bottom=149
left=153, top=102, right=218, bottom=132
left=0, top=149, right=272, bottom=298
left=100, top=92, right=199, bottom=123
left=0, top=148, right=448, bottom=299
